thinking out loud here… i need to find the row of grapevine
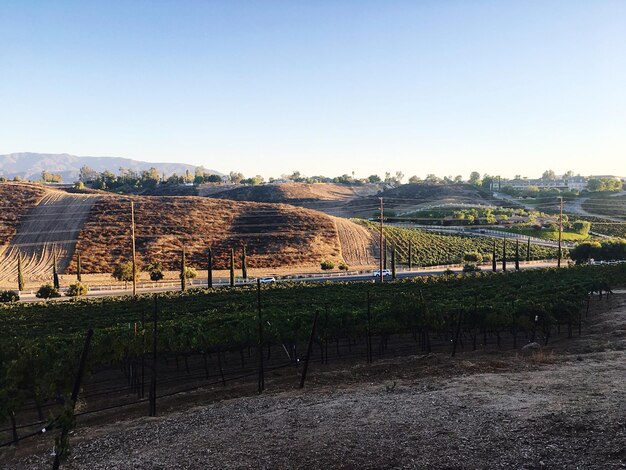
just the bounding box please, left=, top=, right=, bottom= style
left=1, top=264, right=624, bottom=451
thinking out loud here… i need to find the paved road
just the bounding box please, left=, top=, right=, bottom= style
left=17, top=261, right=559, bottom=302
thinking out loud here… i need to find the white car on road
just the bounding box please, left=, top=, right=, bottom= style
left=372, top=269, right=392, bottom=277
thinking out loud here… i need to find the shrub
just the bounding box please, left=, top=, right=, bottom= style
left=148, top=262, right=164, bottom=282
left=338, top=262, right=349, bottom=271
left=320, top=260, right=335, bottom=270
left=463, top=251, right=483, bottom=264
left=66, top=281, right=88, bottom=297
left=180, top=267, right=197, bottom=281
left=36, top=284, right=61, bottom=299
left=0, top=290, right=19, bottom=302
left=572, top=220, right=591, bottom=237
left=463, top=263, right=481, bottom=273
left=112, top=261, right=137, bottom=287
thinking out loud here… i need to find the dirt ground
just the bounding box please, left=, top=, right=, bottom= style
left=0, top=191, right=98, bottom=284
left=3, top=293, right=626, bottom=469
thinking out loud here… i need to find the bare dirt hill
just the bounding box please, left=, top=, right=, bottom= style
left=333, top=217, right=378, bottom=266
left=205, top=182, right=377, bottom=203
left=0, top=189, right=99, bottom=283
left=0, top=184, right=378, bottom=281
left=0, top=182, right=49, bottom=247
left=71, top=194, right=378, bottom=274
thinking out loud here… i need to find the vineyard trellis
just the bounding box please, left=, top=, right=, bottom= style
left=0, top=264, right=624, bottom=464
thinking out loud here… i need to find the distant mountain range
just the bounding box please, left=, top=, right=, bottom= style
left=0, top=153, right=222, bottom=182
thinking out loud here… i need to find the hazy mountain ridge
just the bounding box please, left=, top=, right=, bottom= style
left=0, top=153, right=222, bottom=182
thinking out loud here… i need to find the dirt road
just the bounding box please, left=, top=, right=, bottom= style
left=0, top=191, right=98, bottom=284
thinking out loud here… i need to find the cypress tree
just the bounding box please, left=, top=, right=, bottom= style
left=53, top=253, right=60, bottom=289
left=502, top=239, right=507, bottom=272
left=391, top=245, right=397, bottom=280
left=515, top=240, right=520, bottom=271
left=229, top=248, right=235, bottom=287
left=76, top=253, right=82, bottom=282
left=241, top=245, right=247, bottom=280
left=492, top=240, right=497, bottom=272
left=207, top=247, right=213, bottom=289
left=180, top=246, right=186, bottom=291
left=527, top=237, right=531, bottom=262
left=17, top=252, right=24, bottom=291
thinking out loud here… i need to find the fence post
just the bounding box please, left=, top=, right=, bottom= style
left=366, top=291, right=373, bottom=364
left=257, top=280, right=265, bottom=393
left=149, top=295, right=158, bottom=417
left=300, top=310, right=320, bottom=388
left=52, top=328, right=93, bottom=470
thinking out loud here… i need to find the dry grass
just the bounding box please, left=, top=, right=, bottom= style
left=72, top=194, right=353, bottom=274
left=0, top=182, right=49, bottom=246
left=206, top=182, right=372, bottom=203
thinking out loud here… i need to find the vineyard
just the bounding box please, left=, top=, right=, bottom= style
left=359, top=221, right=563, bottom=265
left=1, top=264, right=624, bottom=462
left=573, top=215, right=626, bottom=239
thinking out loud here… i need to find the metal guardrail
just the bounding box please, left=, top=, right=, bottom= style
left=13, top=259, right=562, bottom=297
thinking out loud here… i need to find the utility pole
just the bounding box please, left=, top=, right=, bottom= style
left=131, top=201, right=137, bottom=296
left=557, top=196, right=563, bottom=268
left=379, top=197, right=384, bottom=283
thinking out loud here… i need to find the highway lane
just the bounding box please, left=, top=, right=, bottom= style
left=17, top=260, right=559, bottom=302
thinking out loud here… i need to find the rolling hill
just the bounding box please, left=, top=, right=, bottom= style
left=0, top=182, right=377, bottom=283
left=204, top=183, right=509, bottom=218
left=0, top=153, right=221, bottom=182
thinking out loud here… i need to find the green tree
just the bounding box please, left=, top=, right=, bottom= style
left=207, top=248, right=213, bottom=288
left=229, top=249, right=235, bottom=287
left=147, top=262, right=164, bottom=282
left=180, top=247, right=186, bottom=291
left=469, top=171, right=481, bottom=185
left=241, top=245, right=248, bottom=279
left=52, top=253, right=60, bottom=290
left=66, top=282, right=88, bottom=297
left=76, top=253, right=82, bottom=282
left=36, top=283, right=61, bottom=299
left=112, top=261, right=136, bottom=288
left=17, top=252, right=24, bottom=291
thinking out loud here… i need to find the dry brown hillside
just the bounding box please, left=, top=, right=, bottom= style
left=0, top=183, right=377, bottom=279
left=0, top=182, right=49, bottom=246
left=71, top=194, right=376, bottom=274
left=204, top=182, right=376, bottom=203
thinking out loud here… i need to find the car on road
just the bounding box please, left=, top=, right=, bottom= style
left=259, top=277, right=276, bottom=284
left=372, top=269, right=392, bottom=277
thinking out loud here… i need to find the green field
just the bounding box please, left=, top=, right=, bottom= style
left=359, top=221, right=563, bottom=265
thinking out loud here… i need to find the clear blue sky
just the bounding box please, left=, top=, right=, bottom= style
left=1, top=1, right=625, bottom=179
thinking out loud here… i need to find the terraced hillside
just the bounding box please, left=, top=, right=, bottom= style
left=0, top=184, right=98, bottom=283
left=0, top=182, right=49, bottom=247
left=203, top=182, right=380, bottom=216
left=0, top=183, right=379, bottom=283
left=71, top=194, right=378, bottom=274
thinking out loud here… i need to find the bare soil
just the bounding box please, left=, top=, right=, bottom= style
left=334, top=217, right=378, bottom=266
left=3, top=293, right=625, bottom=469
left=0, top=189, right=98, bottom=283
